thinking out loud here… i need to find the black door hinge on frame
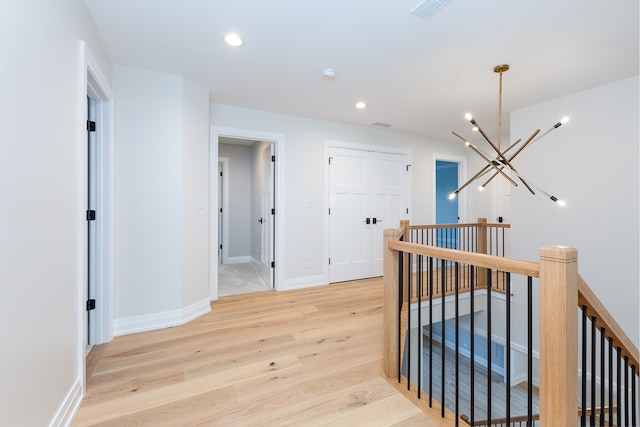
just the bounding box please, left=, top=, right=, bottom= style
left=86, top=210, right=96, bottom=221
left=86, top=299, right=96, bottom=311
left=87, top=120, right=96, bottom=132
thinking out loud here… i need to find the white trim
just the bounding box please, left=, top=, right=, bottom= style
left=210, top=126, right=285, bottom=299
left=218, top=157, right=229, bottom=264
left=323, top=139, right=412, bottom=284
left=84, top=41, right=115, bottom=347
left=282, top=275, right=327, bottom=291
left=113, top=298, right=211, bottom=336
left=225, top=256, right=252, bottom=264
left=50, top=377, right=83, bottom=427
left=433, top=153, right=468, bottom=223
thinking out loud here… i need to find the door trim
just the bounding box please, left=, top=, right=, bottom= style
left=218, top=157, right=229, bottom=264
left=82, top=41, right=114, bottom=350
left=323, top=140, right=412, bottom=284
left=210, top=126, right=285, bottom=300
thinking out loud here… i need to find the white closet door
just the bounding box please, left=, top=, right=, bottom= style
left=370, top=152, right=407, bottom=277
left=329, top=147, right=408, bottom=282
left=329, top=148, right=371, bottom=282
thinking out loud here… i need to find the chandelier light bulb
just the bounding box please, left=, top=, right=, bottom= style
left=472, top=126, right=479, bottom=132
left=557, top=200, right=567, bottom=207
left=448, top=193, right=457, bottom=200
left=478, top=185, right=485, bottom=192
left=465, top=113, right=473, bottom=121
left=561, top=116, right=570, bottom=124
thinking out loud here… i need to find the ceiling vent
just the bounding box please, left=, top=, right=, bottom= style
left=372, top=122, right=392, bottom=128
left=411, top=0, right=451, bottom=19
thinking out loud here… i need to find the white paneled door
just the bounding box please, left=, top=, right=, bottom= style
left=329, top=147, right=408, bottom=282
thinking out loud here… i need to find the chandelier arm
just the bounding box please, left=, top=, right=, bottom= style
left=481, top=166, right=536, bottom=195
left=452, top=164, right=494, bottom=194
left=466, top=142, right=518, bottom=187
left=506, top=130, right=540, bottom=161
left=451, top=131, right=518, bottom=187
left=527, top=120, right=567, bottom=146
left=472, top=119, right=519, bottom=171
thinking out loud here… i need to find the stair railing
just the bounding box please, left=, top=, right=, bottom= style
left=382, top=221, right=639, bottom=427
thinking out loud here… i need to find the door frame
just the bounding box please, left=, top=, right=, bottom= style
left=218, top=157, right=229, bottom=264
left=210, top=126, right=285, bottom=300
left=323, top=140, right=412, bottom=284
left=81, top=42, right=114, bottom=352
left=433, top=153, right=467, bottom=223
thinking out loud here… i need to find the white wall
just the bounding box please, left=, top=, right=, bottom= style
left=0, top=0, right=111, bottom=425
left=218, top=143, right=252, bottom=259
left=210, top=104, right=475, bottom=285
left=181, top=79, right=211, bottom=307
left=509, top=76, right=640, bottom=347
left=113, top=66, right=210, bottom=333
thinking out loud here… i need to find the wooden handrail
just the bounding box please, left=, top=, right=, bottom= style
left=407, top=222, right=511, bottom=230
left=387, top=240, right=539, bottom=278
left=578, top=274, right=640, bottom=369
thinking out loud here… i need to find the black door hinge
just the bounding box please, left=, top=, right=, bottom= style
left=86, top=299, right=96, bottom=311
left=271, top=261, right=275, bottom=268
left=271, top=208, right=275, bottom=215
left=271, top=155, right=276, bottom=162
left=86, top=210, right=96, bottom=221
left=87, top=120, right=96, bottom=132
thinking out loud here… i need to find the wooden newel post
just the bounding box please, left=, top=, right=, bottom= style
left=539, top=246, right=579, bottom=427
left=382, top=227, right=402, bottom=379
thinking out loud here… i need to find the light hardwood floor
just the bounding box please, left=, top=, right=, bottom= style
left=74, top=278, right=450, bottom=426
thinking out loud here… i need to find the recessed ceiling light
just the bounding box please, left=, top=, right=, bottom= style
left=355, top=101, right=367, bottom=109
left=223, top=33, right=244, bottom=47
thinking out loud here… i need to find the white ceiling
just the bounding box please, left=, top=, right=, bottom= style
left=84, top=0, right=639, bottom=141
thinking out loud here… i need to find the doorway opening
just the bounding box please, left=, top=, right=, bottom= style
left=434, top=156, right=466, bottom=249
left=217, top=138, right=274, bottom=297
left=209, top=127, right=284, bottom=300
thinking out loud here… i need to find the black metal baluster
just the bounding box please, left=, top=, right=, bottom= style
left=527, top=276, right=533, bottom=427
left=418, top=255, right=422, bottom=399
left=506, top=272, right=511, bottom=425
left=632, top=364, right=637, bottom=426
left=591, top=316, right=596, bottom=427
left=487, top=268, right=492, bottom=424
left=407, top=253, right=412, bottom=391
left=429, top=256, right=433, bottom=407
left=600, top=328, right=605, bottom=426
left=398, top=251, right=403, bottom=384
left=581, top=306, right=587, bottom=427
left=470, top=265, right=475, bottom=425
left=624, top=357, right=629, bottom=427
left=617, top=348, right=622, bottom=427
left=608, top=338, right=613, bottom=424
left=441, top=258, right=446, bottom=418
left=455, top=261, right=460, bottom=426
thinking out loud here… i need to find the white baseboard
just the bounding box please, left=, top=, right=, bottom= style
left=50, top=377, right=83, bottom=427
left=114, top=298, right=211, bottom=336
left=281, top=274, right=327, bottom=291
left=224, top=256, right=252, bottom=264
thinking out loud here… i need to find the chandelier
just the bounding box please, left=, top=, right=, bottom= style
left=448, top=64, right=568, bottom=206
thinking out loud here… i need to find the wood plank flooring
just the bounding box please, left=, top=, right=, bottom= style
left=73, top=278, right=451, bottom=426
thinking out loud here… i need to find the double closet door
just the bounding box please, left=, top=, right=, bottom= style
left=329, top=146, right=409, bottom=283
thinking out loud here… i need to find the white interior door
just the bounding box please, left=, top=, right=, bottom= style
left=370, top=152, right=407, bottom=276
left=329, top=147, right=408, bottom=282
left=258, top=144, right=274, bottom=287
